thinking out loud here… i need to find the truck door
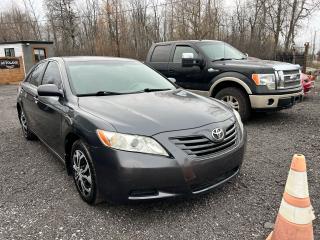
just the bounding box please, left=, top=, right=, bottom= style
left=147, top=44, right=172, bottom=76
left=167, top=45, right=206, bottom=90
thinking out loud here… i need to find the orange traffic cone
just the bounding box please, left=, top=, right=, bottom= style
left=266, top=154, right=316, bottom=240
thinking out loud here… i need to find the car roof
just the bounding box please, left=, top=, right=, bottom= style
left=154, top=40, right=223, bottom=45
left=48, top=56, right=138, bottom=62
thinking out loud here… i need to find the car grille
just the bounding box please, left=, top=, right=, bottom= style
left=278, top=69, right=301, bottom=89
left=170, top=123, right=237, bottom=157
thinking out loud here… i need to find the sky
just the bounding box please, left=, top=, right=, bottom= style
left=0, top=0, right=319, bottom=52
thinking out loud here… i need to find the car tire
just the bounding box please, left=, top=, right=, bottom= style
left=19, top=108, right=37, bottom=140
left=71, top=140, right=102, bottom=205
left=215, top=87, right=251, bottom=121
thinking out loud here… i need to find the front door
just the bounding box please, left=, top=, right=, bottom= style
left=167, top=45, right=205, bottom=90
left=35, top=61, right=65, bottom=155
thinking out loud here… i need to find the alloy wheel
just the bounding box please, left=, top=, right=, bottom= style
left=20, top=111, right=28, bottom=136
left=72, top=150, right=92, bottom=198
left=221, top=95, right=240, bottom=111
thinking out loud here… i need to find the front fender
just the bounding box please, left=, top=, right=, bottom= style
left=209, top=72, right=255, bottom=95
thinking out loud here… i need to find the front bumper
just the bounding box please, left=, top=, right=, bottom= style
left=90, top=121, right=246, bottom=202
left=249, top=90, right=303, bottom=110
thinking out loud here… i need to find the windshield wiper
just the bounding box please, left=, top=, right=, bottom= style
left=143, top=88, right=172, bottom=92
left=77, top=91, right=125, bottom=97
left=212, top=58, right=234, bottom=62
left=131, top=88, right=173, bottom=94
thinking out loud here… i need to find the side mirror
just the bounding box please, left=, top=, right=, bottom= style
left=181, top=52, right=204, bottom=68
left=245, top=53, right=249, bottom=58
left=168, top=77, right=176, bottom=83
left=38, top=84, right=63, bottom=97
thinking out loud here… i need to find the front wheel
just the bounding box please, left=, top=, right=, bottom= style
left=71, top=140, right=100, bottom=204
left=215, top=87, right=251, bottom=121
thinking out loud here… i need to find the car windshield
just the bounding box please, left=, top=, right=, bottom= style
left=66, top=60, right=176, bottom=96
left=198, top=42, right=246, bottom=61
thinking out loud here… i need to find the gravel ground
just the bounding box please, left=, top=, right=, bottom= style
left=0, top=84, right=319, bottom=240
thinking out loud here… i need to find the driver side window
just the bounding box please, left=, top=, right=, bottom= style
left=173, top=46, right=198, bottom=63
left=42, top=62, right=62, bottom=89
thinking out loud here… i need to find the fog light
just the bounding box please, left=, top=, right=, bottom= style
left=268, top=99, right=274, bottom=105
left=130, top=189, right=158, bottom=197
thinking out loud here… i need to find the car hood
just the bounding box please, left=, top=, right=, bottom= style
left=215, top=58, right=300, bottom=71
left=78, top=89, right=233, bottom=136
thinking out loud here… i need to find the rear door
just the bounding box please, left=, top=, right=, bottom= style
left=35, top=61, right=65, bottom=154
left=167, top=44, right=206, bottom=89
left=20, top=62, right=47, bottom=133
left=147, top=44, right=173, bottom=76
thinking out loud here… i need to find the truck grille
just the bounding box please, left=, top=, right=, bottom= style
left=278, top=70, right=301, bottom=89
left=170, top=123, right=237, bottom=157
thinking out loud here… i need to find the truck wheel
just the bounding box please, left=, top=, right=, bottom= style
left=215, top=87, right=251, bottom=121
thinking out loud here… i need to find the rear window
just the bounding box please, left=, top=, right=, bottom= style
left=151, top=45, right=171, bottom=62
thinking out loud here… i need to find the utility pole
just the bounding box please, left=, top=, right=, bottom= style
left=312, top=31, right=317, bottom=61
left=303, top=42, right=310, bottom=73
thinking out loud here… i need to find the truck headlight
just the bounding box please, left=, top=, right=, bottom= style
left=252, top=74, right=276, bottom=90
left=233, top=109, right=244, bottom=133
left=96, top=130, right=169, bottom=156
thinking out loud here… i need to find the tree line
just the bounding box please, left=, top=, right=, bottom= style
left=0, top=0, right=319, bottom=60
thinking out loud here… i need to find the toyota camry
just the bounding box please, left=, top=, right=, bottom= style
left=17, top=57, right=246, bottom=204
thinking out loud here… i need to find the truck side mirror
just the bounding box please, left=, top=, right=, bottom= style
left=182, top=52, right=204, bottom=68
left=167, top=77, right=176, bottom=83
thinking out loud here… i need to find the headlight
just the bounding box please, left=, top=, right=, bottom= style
left=96, top=130, right=169, bottom=156
left=233, top=109, right=244, bottom=133
left=252, top=73, right=276, bottom=90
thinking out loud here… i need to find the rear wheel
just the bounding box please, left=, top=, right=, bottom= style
left=215, top=87, right=251, bottom=121
left=19, top=109, right=37, bottom=140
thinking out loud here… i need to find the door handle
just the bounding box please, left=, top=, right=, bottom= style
left=33, top=96, right=38, bottom=104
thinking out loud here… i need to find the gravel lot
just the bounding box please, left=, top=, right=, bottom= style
left=0, top=84, right=319, bottom=240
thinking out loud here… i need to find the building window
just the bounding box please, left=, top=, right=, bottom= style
left=4, top=48, right=15, bottom=57
left=34, top=48, right=46, bottom=62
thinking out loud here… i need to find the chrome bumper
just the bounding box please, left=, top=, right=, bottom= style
left=249, top=91, right=303, bottom=109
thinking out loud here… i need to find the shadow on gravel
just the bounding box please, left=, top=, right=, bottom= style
left=247, top=111, right=295, bottom=125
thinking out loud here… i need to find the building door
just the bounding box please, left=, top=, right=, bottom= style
left=34, top=48, right=46, bottom=63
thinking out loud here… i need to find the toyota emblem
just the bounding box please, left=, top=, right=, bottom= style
left=212, top=128, right=225, bottom=142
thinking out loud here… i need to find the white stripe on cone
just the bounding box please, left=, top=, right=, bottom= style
left=279, top=199, right=316, bottom=225
left=285, top=170, right=309, bottom=198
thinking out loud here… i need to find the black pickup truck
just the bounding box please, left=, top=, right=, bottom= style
left=145, top=40, right=303, bottom=120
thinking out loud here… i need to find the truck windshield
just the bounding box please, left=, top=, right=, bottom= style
left=198, top=42, right=246, bottom=61
left=66, top=60, right=176, bottom=96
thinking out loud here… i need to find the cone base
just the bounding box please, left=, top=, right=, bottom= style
left=266, top=232, right=273, bottom=240
left=271, top=214, right=313, bottom=240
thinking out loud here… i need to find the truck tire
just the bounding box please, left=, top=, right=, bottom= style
left=215, top=87, right=251, bottom=121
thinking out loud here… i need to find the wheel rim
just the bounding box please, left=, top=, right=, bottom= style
left=221, top=95, right=240, bottom=111
left=20, top=111, right=28, bottom=135
left=72, top=150, right=92, bottom=198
